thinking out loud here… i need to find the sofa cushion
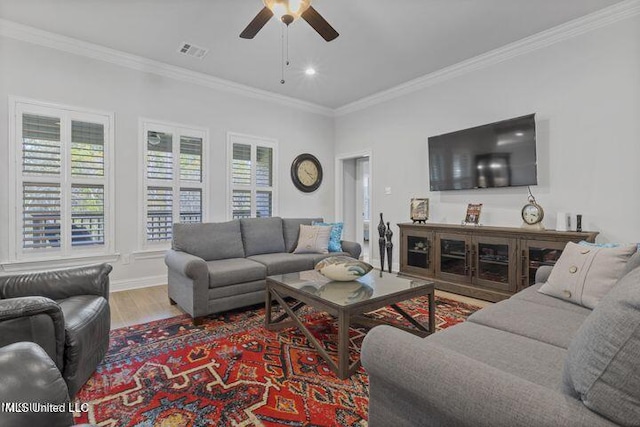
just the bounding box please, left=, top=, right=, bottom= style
left=173, top=220, right=244, bottom=261
left=622, top=250, right=640, bottom=277
left=538, top=242, right=637, bottom=308
left=563, top=267, right=640, bottom=426
left=206, top=258, right=266, bottom=288
left=511, top=284, right=595, bottom=314
left=248, top=253, right=316, bottom=275
left=468, top=298, right=590, bottom=349
left=240, top=217, right=286, bottom=257
left=283, top=218, right=323, bottom=253
left=293, top=225, right=331, bottom=254
left=208, top=280, right=265, bottom=300
left=428, top=321, right=568, bottom=390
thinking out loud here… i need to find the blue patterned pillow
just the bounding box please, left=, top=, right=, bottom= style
left=312, top=222, right=343, bottom=252
left=579, top=241, right=640, bottom=251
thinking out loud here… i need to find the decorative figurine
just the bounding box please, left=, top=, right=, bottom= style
left=385, top=222, right=393, bottom=273
left=378, top=213, right=386, bottom=272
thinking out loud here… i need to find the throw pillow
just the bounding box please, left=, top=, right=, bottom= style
left=538, top=242, right=637, bottom=308
left=293, top=225, right=331, bottom=254
left=315, top=256, right=373, bottom=281
left=578, top=240, right=640, bottom=251
left=312, top=221, right=344, bottom=252
left=562, top=267, right=640, bottom=426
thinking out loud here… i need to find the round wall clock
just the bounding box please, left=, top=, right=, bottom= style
left=521, top=189, right=545, bottom=229
left=291, top=153, right=323, bottom=193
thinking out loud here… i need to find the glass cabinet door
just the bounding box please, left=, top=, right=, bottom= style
left=474, top=239, right=515, bottom=292
left=437, top=234, right=471, bottom=282
left=400, top=229, right=434, bottom=277
left=407, top=235, right=430, bottom=269
left=520, top=240, right=567, bottom=290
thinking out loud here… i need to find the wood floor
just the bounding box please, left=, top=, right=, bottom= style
left=109, top=284, right=492, bottom=330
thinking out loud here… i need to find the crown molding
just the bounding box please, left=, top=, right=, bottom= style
left=0, top=19, right=334, bottom=117
left=335, top=0, right=640, bottom=116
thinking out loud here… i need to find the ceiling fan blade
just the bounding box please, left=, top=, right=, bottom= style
left=240, top=7, right=274, bottom=39
left=301, top=6, right=339, bottom=42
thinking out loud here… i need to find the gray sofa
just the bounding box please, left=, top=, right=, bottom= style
left=362, top=253, right=640, bottom=426
left=165, top=217, right=361, bottom=323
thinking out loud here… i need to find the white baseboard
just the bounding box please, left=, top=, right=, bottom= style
left=110, top=274, right=166, bottom=293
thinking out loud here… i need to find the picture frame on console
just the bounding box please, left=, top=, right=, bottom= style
left=463, top=203, right=483, bottom=225
left=410, top=198, right=429, bottom=223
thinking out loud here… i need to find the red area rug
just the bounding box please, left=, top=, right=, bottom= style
left=74, top=295, right=480, bottom=426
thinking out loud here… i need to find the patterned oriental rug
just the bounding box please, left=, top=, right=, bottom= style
left=73, top=296, right=480, bottom=426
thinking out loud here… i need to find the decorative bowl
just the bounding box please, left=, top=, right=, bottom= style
left=314, top=256, right=373, bottom=281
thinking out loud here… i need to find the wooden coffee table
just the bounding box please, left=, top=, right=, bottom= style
left=265, top=270, right=435, bottom=379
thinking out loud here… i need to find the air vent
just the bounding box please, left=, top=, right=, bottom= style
left=177, top=42, right=208, bottom=59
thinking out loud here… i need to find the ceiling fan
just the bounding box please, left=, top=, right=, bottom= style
left=240, top=0, right=339, bottom=42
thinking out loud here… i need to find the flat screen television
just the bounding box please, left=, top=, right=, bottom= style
left=428, top=114, right=537, bottom=191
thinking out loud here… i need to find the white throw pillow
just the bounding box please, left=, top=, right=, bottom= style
left=538, top=242, right=637, bottom=308
left=293, top=225, right=331, bottom=254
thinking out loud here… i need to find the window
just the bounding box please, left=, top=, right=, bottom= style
left=228, top=133, right=277, bottom=219
left=11, top=100, right=113, bottom=260
left=142, top=121, right=207, bottom=245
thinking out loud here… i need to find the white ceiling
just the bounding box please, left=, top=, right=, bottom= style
left=0, top=0, right=624, bottom=109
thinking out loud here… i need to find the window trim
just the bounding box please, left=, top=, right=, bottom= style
left=8, top=96, right=115, bottom=262
left=226, top=132, right=279, bottom=220
left=139, top=118, right=209, bottom=249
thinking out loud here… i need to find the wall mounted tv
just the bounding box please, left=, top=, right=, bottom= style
left=428, top=114, right=537, bottom=191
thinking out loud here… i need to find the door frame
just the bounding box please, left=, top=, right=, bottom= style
left=335, top=150, right=372, bottom=256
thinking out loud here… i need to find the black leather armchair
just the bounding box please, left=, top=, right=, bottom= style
left=0, top=342, right=75, bottom=427
left=0, top=264, right=112, bottom=397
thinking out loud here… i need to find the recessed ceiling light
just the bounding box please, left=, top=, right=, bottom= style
left=305, top=67, right=317, bottom=76
left=515, top=132, right=524, bottom=136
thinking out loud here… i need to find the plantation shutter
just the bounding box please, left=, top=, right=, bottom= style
left=146, top=186, right=173, bottom=242
left=71, top=184, right=104, bottom=246
left=16, top=104, right=111, bottom=259
left=22, top=114, right=61, bottom=175
left=256, top=191, right=272, bottom=218
left=71, top=121, right=104, bottom=176
left=147, top=131, right=173, bottom=180
left=229, top=138, right=276, bottom=219
left=180, top=136, right=202, bottom=182
left=256, top=146, right=273, bottom=187
left=180, top=188, right=202, bottom=223
left=143, top=125, right=206, bottom=244
left=232, top=143, right=252, bottom=186
left=22, top=183, right=61, bottom=249
left=232, top=190, right=252, bottom=218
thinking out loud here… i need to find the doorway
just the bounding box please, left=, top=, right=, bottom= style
left=335, top=151, right=372, bottom=263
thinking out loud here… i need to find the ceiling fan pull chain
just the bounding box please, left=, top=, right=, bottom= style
left=280, top=25, right=285, bottom=84
left=286, top=25, right=290, bottom=66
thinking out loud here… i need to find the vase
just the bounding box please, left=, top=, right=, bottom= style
left=378, top=213, right=386, bottom=272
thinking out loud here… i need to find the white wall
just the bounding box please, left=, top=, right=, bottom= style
left=0, top=36, right=335, bottom=288
left=335, top=15, right=640, bottom=259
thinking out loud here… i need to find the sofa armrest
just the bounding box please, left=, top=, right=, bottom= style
left=362, top=325, right=615, bottom=427
left=535, top=265, right=554, bottom=284
left=0, top=263, right=112, bottom=300
left=165, top=250, right=210, bottom=319
left=340, top=240, right=362, bottom=259
left=0, top=297, right=66, bottom=371
left=0, top=342, right=74, bottom=427
left=165, top=250, right=208, bottom=281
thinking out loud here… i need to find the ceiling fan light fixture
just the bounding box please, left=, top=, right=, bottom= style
left=264, top=0, right=311, bottom=22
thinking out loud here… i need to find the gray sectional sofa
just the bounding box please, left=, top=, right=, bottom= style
left=165, top=217, right=361, bottom=323
left=362, top=253, right=640, bottom=426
